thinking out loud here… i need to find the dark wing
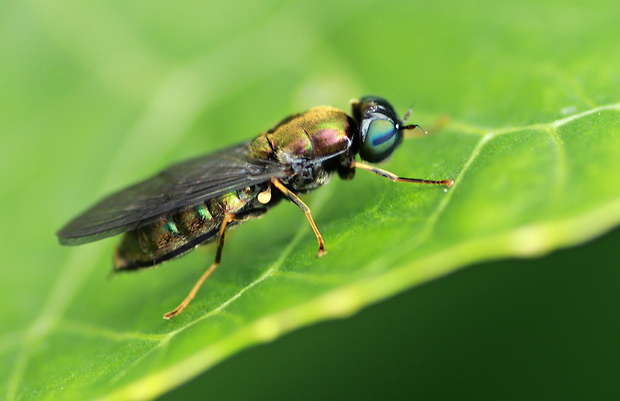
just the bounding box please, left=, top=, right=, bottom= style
left=57, top=141, right=288, bottom=245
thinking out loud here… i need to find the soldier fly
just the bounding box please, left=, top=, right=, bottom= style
left=57, top=96, right=453, bottom=319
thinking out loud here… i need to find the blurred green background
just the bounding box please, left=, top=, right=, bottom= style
left=2, top=0, right=619, bottom=399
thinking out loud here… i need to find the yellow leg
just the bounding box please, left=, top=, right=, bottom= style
left=352, top=161, right=454, bottom=187
left=163, top=213, right=235, bottom=319
left=270, top=178, right=326, bottom=257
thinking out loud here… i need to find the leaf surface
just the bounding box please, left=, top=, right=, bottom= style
left=1, top=0, right=619, bottom=400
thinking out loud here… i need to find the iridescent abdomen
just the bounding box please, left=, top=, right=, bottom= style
left=114, top=185, right=269, bottom=271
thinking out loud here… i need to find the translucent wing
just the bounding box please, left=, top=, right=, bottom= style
left=57, top=141, right=288, bottom=245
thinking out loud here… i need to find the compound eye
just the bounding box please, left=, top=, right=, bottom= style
left=361, top=118, right=400, bottom=163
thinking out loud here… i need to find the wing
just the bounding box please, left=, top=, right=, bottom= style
left=57, top=141, right=288, bottom=245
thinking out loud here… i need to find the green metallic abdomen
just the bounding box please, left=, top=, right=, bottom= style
left=114, top=186, right=268, bottom=271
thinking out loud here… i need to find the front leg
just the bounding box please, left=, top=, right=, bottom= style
left=352, top=161, right=454, bottom=187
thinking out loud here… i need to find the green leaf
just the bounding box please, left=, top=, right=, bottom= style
left=2, top=0, right=620, bottom=400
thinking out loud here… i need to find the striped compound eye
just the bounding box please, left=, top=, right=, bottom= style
left=360, top=117, right=400, bottom=163
left=352, top=96, right=404, bottom=163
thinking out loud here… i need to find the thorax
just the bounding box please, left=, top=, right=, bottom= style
left=249, top=106, right=355, bottom=191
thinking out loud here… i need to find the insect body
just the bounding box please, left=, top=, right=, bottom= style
left=57, top=96, right=453, bottom=318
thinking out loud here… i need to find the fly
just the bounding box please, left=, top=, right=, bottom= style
left=57, top=96, right=454, bottom=319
